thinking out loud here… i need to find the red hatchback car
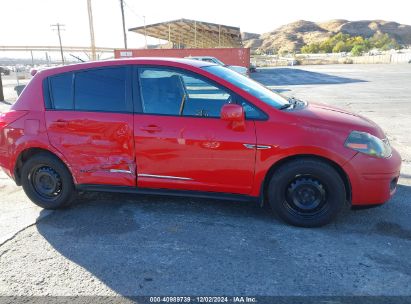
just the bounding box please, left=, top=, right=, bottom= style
left=0, top=58, right=401, bottom=227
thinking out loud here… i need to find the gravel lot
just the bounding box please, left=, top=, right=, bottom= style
left=0, top=64, right=410, bottom=297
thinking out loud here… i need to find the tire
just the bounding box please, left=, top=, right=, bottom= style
left=267, top=158, right=346, bottom=227
left=21, top=153, right=76, bottom=209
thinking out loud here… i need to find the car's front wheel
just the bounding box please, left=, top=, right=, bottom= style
left=21, top=153, right=76, bottom=209
left=268, top=158, right=346, bottom=227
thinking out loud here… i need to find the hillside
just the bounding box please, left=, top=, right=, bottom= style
left=243, top=20, right=411, bottom=53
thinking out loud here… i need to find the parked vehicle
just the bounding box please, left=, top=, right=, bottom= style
left=249, top=64, right=257, bottom=73
left=0, top=58, right=401, bottom=227
left=0, top=66, right=11, bottom=76
left=185, top=56, right=249, bottom=76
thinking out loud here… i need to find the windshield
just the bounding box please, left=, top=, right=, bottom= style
left=202, top=65, right=289, bottom=109
left=210, top=58, right=225, bottom=66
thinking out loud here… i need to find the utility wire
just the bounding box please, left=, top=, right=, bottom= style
left=123, top=0, right=146, bottom=21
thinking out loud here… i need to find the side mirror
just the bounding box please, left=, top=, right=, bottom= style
left=221, top=104, right=245, bottom=130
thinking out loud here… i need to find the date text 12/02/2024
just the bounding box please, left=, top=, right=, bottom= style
left=149, top=297, right=257, bottom=303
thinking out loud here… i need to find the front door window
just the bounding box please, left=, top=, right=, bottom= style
left=138, top=68, right=233, bottom=118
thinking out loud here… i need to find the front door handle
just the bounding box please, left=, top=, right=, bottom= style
left=140, top=125, right=162, bottom=133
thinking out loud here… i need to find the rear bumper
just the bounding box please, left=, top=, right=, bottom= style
left=0, top=156, right=14, bottom=181
left=0, top=140, right=14, bottom=180
left=344, top=148, right=401, bottom=205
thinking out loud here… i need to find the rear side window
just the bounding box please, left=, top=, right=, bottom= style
left=74, top=67, right=128, bottom=112
left=45, top=67, right=129, bottom=112
left=48, top=73, right=73, bottom=110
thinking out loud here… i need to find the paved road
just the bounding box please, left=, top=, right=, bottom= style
left=0, top=64, right=410, bottom=296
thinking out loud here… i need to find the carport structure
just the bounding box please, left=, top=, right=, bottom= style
left=129, top=18, right=243, bottom=48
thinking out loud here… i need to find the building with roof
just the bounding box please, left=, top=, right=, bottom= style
left=129, top=18, right=243, bottom=49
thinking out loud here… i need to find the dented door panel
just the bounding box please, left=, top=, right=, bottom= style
left=45, top=111, right=136, bottom=186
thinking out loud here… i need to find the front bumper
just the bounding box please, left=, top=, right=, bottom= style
left=343, top=147, right=401, bottom=205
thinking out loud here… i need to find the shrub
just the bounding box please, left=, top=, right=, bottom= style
left=300, top=32, right=400, bottom=54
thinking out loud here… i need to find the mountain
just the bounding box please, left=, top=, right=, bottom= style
left=243, top=20, right=411, bottom=53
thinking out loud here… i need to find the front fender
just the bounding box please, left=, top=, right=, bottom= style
left=251, top=145, right=356, bottom=197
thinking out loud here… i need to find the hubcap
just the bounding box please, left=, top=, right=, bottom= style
left=31, top=166, right=62, bottom=199
left=285, top=176, right=327, bottom=216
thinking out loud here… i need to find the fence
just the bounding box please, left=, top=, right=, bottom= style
left=0, top=70, right=30, bottom=103
left=348, top=52, right=411, bottom=64
left=252, top=51, right=411, bottom=67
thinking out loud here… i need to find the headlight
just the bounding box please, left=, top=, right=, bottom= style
left=344, top=131, right=392, bottom=158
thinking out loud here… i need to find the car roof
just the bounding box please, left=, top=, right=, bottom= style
left=187, top=56, right=215, bottom=59
left=37, top=57, right=217, bottom=77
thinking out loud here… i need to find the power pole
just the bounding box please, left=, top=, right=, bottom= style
left=0, top=72, right=4, bottom=102
left=119, top=0, right=127, bottom=49
left=143, top=16, right=147, bottom=49
left=51, top=23, right=65, bottom=65
left=45, top=52, right=50, bottom=66
left=87, top=0, right=96, bottom=61
left=30, top=50, right=34, bottom=66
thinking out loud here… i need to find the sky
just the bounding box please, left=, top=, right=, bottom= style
left=0, top=0, right=410, bottom=60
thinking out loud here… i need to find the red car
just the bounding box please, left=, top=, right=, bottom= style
left=0, top=58, right=401, bottom=227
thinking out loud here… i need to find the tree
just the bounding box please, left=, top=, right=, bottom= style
left=352, top=36, right=365, bottom=45
left=301, top=43, right=320, bottom=54
left=319, top=40, right=333, bottom=53
left=330, top=33, right=350, bottom=44
left=299, top=32, right=400, bottom=54
left=370, top=33, right=399, bottom=50
left=351, top=44, right=365, bottom=56
left=332, top=41, right=347, bottom=53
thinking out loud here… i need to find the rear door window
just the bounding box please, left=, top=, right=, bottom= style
left=74, top=67, right=128, bottom=112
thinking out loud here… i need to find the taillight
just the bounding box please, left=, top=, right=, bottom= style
left=0, top=111, right=28, bottom=129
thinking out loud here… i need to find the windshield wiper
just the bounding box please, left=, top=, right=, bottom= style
left=279, top=103, right=292, bottom=110
left=279, top=97, right=307, bottom=110
left=287, top=97, right=307, bottom=109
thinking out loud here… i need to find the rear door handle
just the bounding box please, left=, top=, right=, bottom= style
left=55, top=119, right=68, bottom=127
left=140, top=125, right=162, bottom=133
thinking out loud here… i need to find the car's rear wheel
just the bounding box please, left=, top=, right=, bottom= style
left=21, top=153, right=76, bottom=209
left=268, top=158, right=346, bottom=227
